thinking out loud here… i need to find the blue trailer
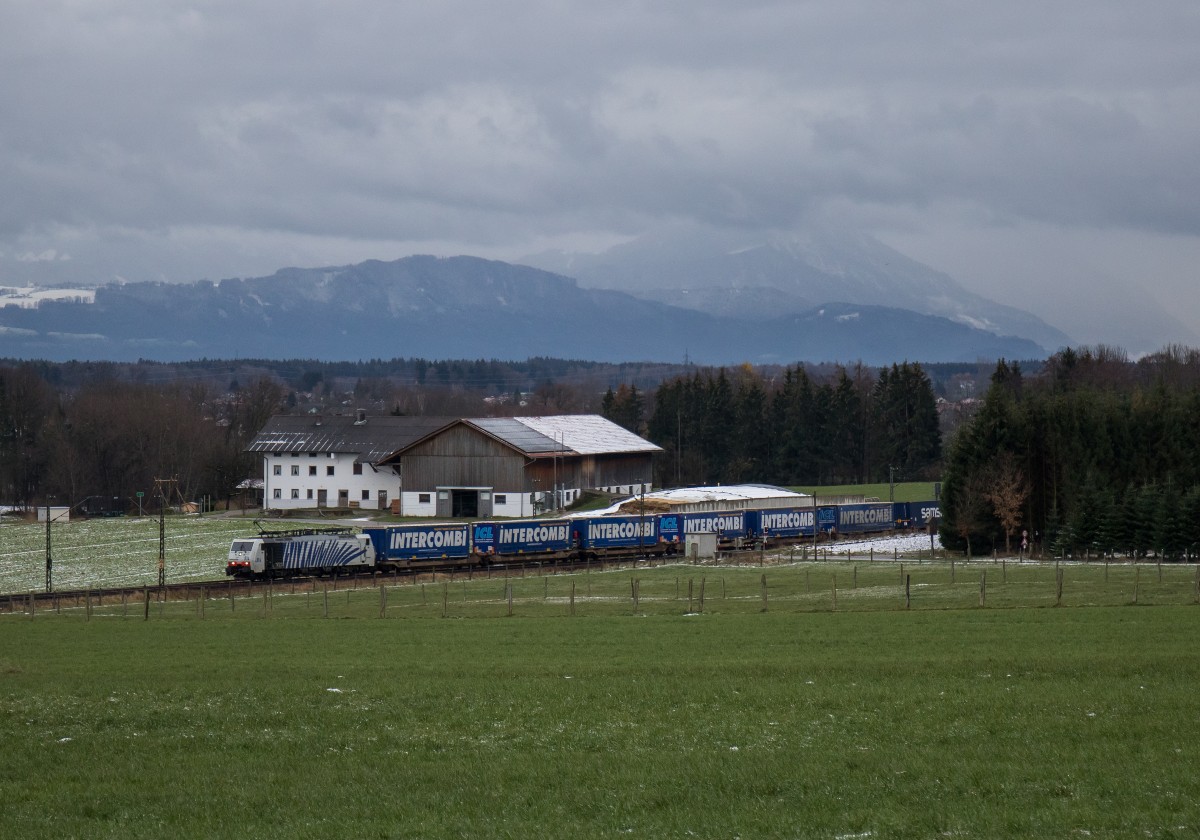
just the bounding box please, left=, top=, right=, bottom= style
left=750, top=507, right=816, bottom=543
left=659, top=510, right=751, bottom=548
left=896, top=501, right=941, bottom=528
left=473, top=518, right=573, bottom=559
left=363, top=523, right=471, bottom=564
left=573, top=514, right=663, bottom=557
left=835, top=503, right=897, bottom=535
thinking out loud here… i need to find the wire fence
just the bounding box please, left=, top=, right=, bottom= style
left=6, top=553, right=1199, bottom=621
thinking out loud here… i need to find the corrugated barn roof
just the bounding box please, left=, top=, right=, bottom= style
left=247, top=415, right=456, bottom=463
left=501, top=415, right=662, bottom=456
left=249, top=413, right=662, bottom=463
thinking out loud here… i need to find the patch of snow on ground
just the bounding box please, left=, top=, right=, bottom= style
left=822, top=532, right=941, bottom=556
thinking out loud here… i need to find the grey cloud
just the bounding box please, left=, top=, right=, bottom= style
left=1, top=1, right=1199, bottom=340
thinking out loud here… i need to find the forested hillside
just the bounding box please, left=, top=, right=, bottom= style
left=940, top=346, right=1200, bottom=557
left=604, top=362, right=943, bottom=489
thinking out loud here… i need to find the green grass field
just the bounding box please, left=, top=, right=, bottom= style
left=791, top=481, right=939, bottom=503
left=3, top=560, right=1200, bottom=838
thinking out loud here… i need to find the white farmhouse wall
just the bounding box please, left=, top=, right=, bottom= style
left=262, top=453, right=401, bottom=511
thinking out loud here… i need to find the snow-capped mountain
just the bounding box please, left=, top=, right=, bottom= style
left=524, top=223, right=1071, bottom=353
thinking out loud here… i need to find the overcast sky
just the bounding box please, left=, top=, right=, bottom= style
left=3, top=1, right=1199, bottom=348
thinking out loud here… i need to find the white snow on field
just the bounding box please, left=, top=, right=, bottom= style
left=0, top=286, right=95, bottom=308
left=822, top=532, right=941, bottom=556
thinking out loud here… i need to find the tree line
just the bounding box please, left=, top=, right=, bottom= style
left=940, top=345, right=1200, bottom=558
left=604, top=362, right=943, bottom=488
left=0, top=365, right=283, bottom=510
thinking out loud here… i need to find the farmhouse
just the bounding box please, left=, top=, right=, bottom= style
left=248, top=412, right=661, bottom=518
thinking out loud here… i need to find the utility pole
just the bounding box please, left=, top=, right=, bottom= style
left=158, top=498, right=166, bottom=587
left=154, top=477, right=178, bottom=588
left=44, top=500, right=53, bottom=593
left=639, top=482, right=646, bottom=557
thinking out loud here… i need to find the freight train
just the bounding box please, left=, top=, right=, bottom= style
left=226, top=500, right=940, bottom=578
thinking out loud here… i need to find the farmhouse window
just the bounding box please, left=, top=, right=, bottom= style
left=306, top=489, right=313, bottom=499
left=362, top=490, right=370, bottom=501
left=272, top=489, right=281, bottom=499
left=419, top=493, right=431, bottom=504
left=353, top=462, right=363, bottom=475
left=273, top=465, right=281, bottom=476
left=291, top=465, right=299, bottom=476
left=291, top=489, right=299, bottom=499
left=309, top=466, right=317, bottom=476
left=326, top=465, right=335, bottom=476
left=495, top=494, right=507, bottom=505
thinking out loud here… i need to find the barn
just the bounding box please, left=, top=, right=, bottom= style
left=247, top=412, right=661, bottom=518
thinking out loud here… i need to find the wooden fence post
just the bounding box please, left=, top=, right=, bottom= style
left=379, top=586, right=387, bottom=619
left=506, top=582, right=514, bottom=616
left=980, top=570, right=986, bottom=607
left=905, top=574, right=911, bottom=609
left=687, top=578, right=694, bottom=613
left=570, top=582, right=576, bottom=616
left=323, top=585, right=329, bottom=618
left=143, top=587, right=150, bottom=621
left=1056, top=567, right=1064, bottom=606
left=442, top=583, right=449, bottom=618
left=698, top=577, right=705, bottom=613
left=760, top=574, right=768, bottom=612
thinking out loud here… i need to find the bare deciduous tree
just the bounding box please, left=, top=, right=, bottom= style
left=983, top=452, right=1029, bottom=553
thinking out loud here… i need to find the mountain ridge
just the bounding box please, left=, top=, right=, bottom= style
left=0, top=255, right=1045, bottom=365
left=522, top=223, right=1071, bottom=352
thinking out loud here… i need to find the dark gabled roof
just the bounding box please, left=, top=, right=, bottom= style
left=246, top=415, right=456, bottom=463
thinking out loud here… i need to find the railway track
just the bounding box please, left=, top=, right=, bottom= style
left=0, top=553, right=670, bottom=615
